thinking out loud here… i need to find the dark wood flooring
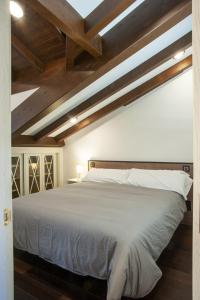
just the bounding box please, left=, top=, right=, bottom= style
left=14, top=223, right=192, bottom=300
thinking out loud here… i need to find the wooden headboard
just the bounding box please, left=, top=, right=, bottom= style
left=88, top=160, right=193, bottom=205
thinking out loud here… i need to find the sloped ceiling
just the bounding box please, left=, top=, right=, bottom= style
left=11, top=0, right=192, bottom=147
left=11, top=88, right=39, bottom=111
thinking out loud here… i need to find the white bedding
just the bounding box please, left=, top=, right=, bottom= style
left=13, top=182, right=186, bottom=300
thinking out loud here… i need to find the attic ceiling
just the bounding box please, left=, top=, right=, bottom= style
left=11, top=0, right=192, bottom=147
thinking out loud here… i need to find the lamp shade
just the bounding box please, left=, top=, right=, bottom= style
left=76, top=165, right=83, bottom=175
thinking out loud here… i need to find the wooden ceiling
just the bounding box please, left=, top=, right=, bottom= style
left=11, top=0, right=192, bottom=147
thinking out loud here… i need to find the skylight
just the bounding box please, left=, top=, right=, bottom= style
left=99, top=0, right=146, bottom=36
left=66, top=0, right=103, bottom=18
left=66, top=0, right=145, bottom=36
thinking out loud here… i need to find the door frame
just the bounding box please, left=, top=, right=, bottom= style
left=193, top=0, right=200, bottom=299
left=0, top=0, right=13, bottom=300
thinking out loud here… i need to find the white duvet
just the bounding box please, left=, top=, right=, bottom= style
left=13, top=182, right=186, bottom=300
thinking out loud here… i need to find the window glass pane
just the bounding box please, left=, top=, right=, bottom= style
left=29, top=156, right=40, bottom=194
left=44, top=155, right=54, bottom=190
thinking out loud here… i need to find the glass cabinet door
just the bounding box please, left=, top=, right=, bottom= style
left=28, top=155, right=41, bottom=194
left=12, top=156, right=22, bottom=198
left=44, top=155, right=54, bottom=190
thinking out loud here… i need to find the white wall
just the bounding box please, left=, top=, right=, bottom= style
left=63, top=69, right=193, bottom=181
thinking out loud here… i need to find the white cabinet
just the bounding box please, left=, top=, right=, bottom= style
left=24, top=153, right=58, bottom=195
left=12, top=152, right=60, bottom=198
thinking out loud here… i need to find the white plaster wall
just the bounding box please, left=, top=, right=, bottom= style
left=63, top=69, right=193, bottom=181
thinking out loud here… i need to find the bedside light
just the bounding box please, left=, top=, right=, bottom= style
left=174, top=50, right=185, bottom=61
left=76, top=165, right=83, bottom=181
left=10, top=1, right=24, bottom=18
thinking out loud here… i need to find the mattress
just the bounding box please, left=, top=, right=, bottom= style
left=13, top=182, right=186, bottom=300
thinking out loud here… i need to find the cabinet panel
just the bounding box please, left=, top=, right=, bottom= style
left=12, top=155, right=23, bottom=198
left=44, top=155, right=54, bottom=190
left=28, top=155, right=41, bottom=194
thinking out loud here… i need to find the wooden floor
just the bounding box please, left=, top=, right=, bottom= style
left=14, top=223, right=192, bottom=300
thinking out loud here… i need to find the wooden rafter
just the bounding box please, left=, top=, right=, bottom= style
left=12, top=34, right=45, bottom=73
left=12, top=0, right=191, bottom=136
left=54, top=56, right=192, bottom=142
left=12, top=135, right=64, bottom=147
left=75, top=0, right=191, bottom=71
left=85, top=0, right=136, bottom=38
left=12, top=82, right=39, bottom=94
left=28, top=0, right=102, bottom=58
left=65, top=37, right=77, bottom=70
left=12, top=67, right=17, bottom=82
left=12, top=70, right=93, bottom=135
left=34, top=32, right=192, bottom=140
left=12, top=56, right=67, bottom=88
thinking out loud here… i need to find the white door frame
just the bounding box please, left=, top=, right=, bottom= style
left=193, top=0, right=200, bottom=299
left=0, top=1, right=13, bottom=300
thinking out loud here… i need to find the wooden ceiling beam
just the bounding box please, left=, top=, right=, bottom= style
left=12, top=56, right=67, bottom=88
left=12, top=135, right=64, bottom=147
left=69, top=0, right=136, bottom=61
left=12, top=34, right=45, bottom=73
left=34, top=32, right=192, bottom=140
left=75, top=0, right=191, bottom=71
left=12, top=67, right=17, bottom=82
left=65, top=37, right=77, bottom=70
left=12, top=70, right=93, bottom=135
left=12, top=82, right=39, bottom=95
left=85, top=0, right=136, bottom=38
left=55, top=55, right=192, bottom=142
left=12, top=0, right=191, bottom=135
left=28, top=0, right=102, bottom=58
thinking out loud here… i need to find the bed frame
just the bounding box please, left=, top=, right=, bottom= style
left=88, top=160, right=193, bottom=206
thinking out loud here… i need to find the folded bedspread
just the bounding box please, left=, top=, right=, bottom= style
left=13, top=182, right=186, bottom=300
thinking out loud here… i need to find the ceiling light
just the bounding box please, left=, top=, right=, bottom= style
left=10, top=1, right=23, bottom=19
left=174, top=51, right=185, bottom=61
left=69, top=117, right=78, bottom=124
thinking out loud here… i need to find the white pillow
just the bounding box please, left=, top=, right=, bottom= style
left=127, top=168, right=193, bottom=200
left=83, top=168, right=130, bottom=184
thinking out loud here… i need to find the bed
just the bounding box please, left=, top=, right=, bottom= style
left=13, top=160, right=193, bottom=300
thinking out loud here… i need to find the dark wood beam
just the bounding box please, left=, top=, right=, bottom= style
left=55, top=55, right=192, bottom=142
left=12, top=82, right=39, bottom=95
left=12, top=67, right=17, bottom=82
left=12, top=70, right=93, bottom=135
left=85, top=0, right=136, bottom=38
left=12, top=57, right=66, bottom=88
left=55, top=27, right=66, bottom=43
left=11, top=57, right=66, bottom=94
left=12, top=0, right=191, bottom=135
left=34, top=32, right=192, bottom=140
left=28, top=0, right=102, bottom=58
left=12, top=135, right=64, bottom=147
left=65, top=37, right=77, bottom=70
left=75, top=0, right=191, bottom=71
left=12, top=34, right=45, bottom=73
